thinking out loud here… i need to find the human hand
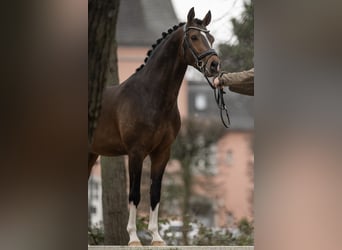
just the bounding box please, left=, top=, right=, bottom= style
left=213, top=77, right=223, bottom=89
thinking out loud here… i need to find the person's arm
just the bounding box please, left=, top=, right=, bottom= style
left=214, top=68, right=254, bottom=86
left=213, top=68, right=254, bottom=96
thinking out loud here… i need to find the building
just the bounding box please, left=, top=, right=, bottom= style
left=88, top=0, right=254, bottom=229
left=88, top=159, right=102, bottom=227
left=187, top=74, right=254, bottom=226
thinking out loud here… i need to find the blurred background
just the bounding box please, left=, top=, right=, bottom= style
left=88, top=0, right=254, bottom=245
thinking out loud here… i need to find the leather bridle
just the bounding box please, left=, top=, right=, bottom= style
left=183, top=25, right=218, bottom=74
left=182, top=25, right=231, bottom=128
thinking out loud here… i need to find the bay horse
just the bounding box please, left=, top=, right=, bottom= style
left=88, top=7, right=220, bottom=246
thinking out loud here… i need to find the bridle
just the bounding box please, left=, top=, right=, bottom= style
left=183, top=25, right=218, bottom=74
left=182, top=25, right=231, bottom=128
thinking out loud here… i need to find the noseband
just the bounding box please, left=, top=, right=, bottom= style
left=183, top=25, right=218, bottom=74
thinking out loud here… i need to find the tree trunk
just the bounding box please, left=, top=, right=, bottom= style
left=89, top=0, right=128, bottom=245
left=182, top=158, right=192, bottom=245
left=101, top=157, right=129, bottom=245
left=88, top=0, right=120, bottom=143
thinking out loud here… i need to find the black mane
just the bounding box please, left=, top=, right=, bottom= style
left=136, top=22, right=186, bottom=72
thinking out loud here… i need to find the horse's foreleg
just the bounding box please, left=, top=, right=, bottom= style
left=148, top=147, right=170, bottom=246
left=127, top=152, right=144, bottom=246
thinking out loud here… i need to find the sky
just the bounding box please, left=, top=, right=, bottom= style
left=171, top=0, right=246, bottom=46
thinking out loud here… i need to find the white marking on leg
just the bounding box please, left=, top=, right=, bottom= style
left=127, top=202, right=140, bottom=244
left=148, top=203, right=164, bottom=242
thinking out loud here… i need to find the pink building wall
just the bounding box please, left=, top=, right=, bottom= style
left=214, top=131, right=254, bottom=226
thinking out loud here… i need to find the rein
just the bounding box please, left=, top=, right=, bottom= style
left=204, top=74, right=231, bottom=128
left=183, top=26, right=231, bottom=128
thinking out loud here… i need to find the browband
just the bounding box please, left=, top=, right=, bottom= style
left=184, top=26, right=210, bottom=33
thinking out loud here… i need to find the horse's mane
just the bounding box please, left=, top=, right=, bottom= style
left=135, top=22, right=186, bottom=72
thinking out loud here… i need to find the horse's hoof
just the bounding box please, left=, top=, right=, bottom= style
left=128, top=241, right=142, bottom=246
left=151, top=240, right=166, bottom=246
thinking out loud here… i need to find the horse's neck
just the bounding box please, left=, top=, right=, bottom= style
left=142, top=29, right=187, bottom=104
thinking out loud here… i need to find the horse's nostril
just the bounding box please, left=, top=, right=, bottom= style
left=210, top=61, right=219, bottom=72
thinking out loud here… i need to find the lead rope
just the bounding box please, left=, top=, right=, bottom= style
left=203, top=73, right=231, bottom=128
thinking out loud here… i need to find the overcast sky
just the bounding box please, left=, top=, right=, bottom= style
left=171, top=0, right=246, bottom=46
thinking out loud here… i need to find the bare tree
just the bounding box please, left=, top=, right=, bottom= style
left=89, top=0, right=129, bottom=245
left=101, top=156, right=128, bottom=245
left=88, top=0, right=119, bottom=142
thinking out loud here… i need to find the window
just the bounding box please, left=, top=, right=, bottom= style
left=93, top=191, right=99, bottom=200
left=194, top=94, right=207, bottom=111
left=93, top=182, right=98, bottom=191
left=226, top=212, right=235, bottom=227
left=90, top=206, right=97, bottom=214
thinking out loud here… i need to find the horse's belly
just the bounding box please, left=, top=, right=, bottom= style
left=91, top=142, right=127, bottom=156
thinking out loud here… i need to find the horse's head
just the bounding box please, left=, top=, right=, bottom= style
left=182, top=7, right=221, bottom=77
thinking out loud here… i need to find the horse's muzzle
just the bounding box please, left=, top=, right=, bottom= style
left=206, top=55, right=220, bottom=77
left=210, top=60, right=220, bottom=74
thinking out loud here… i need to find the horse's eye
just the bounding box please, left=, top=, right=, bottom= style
left=190, top=35, right=198, bottom=41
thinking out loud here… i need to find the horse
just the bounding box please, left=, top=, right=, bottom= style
left=88, top=7, right=220, bottom=246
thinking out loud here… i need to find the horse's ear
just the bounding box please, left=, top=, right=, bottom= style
left=202, top=10, right=211, bottom=26
left=187, top=7, right=195, bottom=23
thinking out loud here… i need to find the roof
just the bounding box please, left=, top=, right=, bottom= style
left=117, top=0, right=179, bottom=46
